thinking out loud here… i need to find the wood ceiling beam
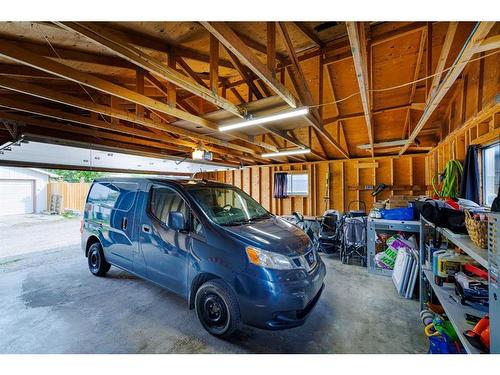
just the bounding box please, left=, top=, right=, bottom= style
left=0, top=36, right=134, bottom=70
left=0, top=43, right=275, bottom=154
left=0, top=99, right=191, bottom=151
left=346, top=22, right=374, bottom=157
left=399, top=22, right=496, bottom=156
left=44, top=21, right=237, bottom=70
left=3, top=112, right=189, bottom=153
left=224, top=46, right=263, bottom=100
left=142, top=71, right=196, bottom=115
left=176, top=56, right=210, bottom=89
left=475, top=34, right=500, bottom=53
left=0, top=76, right=264, bottom=157
left=56, top=22, right=244, bottom=118
left=277, top=22, right=348, bottom=159
left=264, top=127, right=326, bottom=160
left=428, top=22, right=458, bottom=99
left=371, top=22, right=427, bottom=47
left=0, top=38, right=221, bottom=131
left=267, top=22, right=277, bottom=79
left=293, top=22, right=321, bottom=47
left=402, top=28, right=427, bottom=138
left=201, top=22, right=299, bottom=109
left=0, top=105, right=257, bottom=165
left=209, top=35, right=219, bottom=95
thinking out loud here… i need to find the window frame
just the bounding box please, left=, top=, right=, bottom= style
left=481, top=141, right=499, bottom=207
left=285, top=172, right=310, bottom=197
left=146, top=184, right=206, bottom=239
left=147, top=185, right=189, bottom=229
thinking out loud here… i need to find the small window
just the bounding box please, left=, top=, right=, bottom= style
left=286, top=173, right=309, bottom=196
left=150, top=187, right=188, bottom=226
left=483, top=143, right=499, bottom=206
left=88, top=182, right=120, bottom=208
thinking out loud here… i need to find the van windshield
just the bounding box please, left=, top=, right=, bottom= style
left=187, top=186, right=271, bottom=226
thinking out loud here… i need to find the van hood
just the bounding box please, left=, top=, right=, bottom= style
left=221, top=216, right=311, bottom=257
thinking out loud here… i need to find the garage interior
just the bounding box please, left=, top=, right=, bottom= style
left=0, top=20, right=499, bottom=354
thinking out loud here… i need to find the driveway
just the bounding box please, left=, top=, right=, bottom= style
left=0, top=214, right=81, bottom=259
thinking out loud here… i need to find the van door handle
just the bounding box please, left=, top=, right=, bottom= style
left=122, top=217, right=128, bottom=230
left=142, top=224, right=151, bottom=233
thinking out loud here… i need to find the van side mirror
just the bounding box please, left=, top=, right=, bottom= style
left=167, top=211, right=187, bottom=232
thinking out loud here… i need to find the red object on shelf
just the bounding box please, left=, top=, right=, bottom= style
left=445, top=198, right=460, bottom=210
left=464, top=263, right=488, bottom=280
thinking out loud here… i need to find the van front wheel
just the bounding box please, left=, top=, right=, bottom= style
left=195, top=279, right=241, bottom=338
left=87, top=242, right=111, bottom=276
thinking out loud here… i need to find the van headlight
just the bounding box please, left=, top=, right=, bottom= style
left=246, top=246, right=293, bottom=270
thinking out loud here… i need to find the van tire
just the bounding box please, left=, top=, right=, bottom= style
left=87, top=242, right=111, bottom=276
left=195, top=279, right=241, bottom=338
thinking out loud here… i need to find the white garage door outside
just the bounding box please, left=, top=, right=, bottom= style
left=0, top=180, right=34, bottom=216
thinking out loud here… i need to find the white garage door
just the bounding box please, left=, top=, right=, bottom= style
left=0, top=180, right=34, bottom=216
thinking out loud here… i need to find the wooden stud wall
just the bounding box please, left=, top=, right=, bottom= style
left=201, top=154, right=429, bottom=215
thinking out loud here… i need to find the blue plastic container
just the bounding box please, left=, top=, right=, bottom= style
left=379, top=207, right=415, bottom=221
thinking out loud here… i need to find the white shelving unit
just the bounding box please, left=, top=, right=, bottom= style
left=420, top=216, right=488, bottom=268
left=422, top=269, right=486, bottom=354
left=419, top=215, right=491, bottom=354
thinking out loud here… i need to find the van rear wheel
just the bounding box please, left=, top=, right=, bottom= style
left=88, top=242, right=111, bottom=276
left=195, top=279, right=241, bottom=338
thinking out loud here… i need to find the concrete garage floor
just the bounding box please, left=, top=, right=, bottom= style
left=0, top=238, right=428, bottom=353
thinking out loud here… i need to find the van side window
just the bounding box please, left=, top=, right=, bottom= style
left=150, top=187, right=188, bottom=226
left=113, top=183, right=138, bottom=211
left=88, top=182, right=120, bottom=208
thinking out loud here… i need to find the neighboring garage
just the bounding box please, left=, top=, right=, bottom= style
left=0, top=167, right=57, bottom=215
left=0, top=19, right=499, bottom=356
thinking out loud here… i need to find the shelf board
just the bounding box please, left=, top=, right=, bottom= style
left=421, top=217, right=488, bottom=268
left=423, top=269, right=487, bottom=354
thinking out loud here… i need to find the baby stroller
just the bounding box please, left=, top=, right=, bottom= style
left=341, top=201, right=368, bottom=266
left=316, top=210, right=341, bottom=254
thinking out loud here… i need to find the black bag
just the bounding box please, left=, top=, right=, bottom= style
left=418, top=200, right=468, bottom=234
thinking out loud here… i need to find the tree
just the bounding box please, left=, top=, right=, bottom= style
left=49, top=169, right=106, bottom=183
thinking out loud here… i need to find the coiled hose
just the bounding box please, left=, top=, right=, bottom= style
left=432, top=160, right=463, bottom=199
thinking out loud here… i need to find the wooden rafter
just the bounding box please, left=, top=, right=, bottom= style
left=293, top=22, right=321, bottom=47
left=428, top=22, right=458, bottom=99
left=402, top=28, right=427, bottom=139
left=0, top=39, right=220, bottom=129
left=267, top=22, right=277, bottom=79
left=399, top=22, right=496, bottom=156
left=56, top=22, right=244, bottom=117
left=0, top=76, right=266, bottom=157
left=346, top=22, right=374, bottom=157
left=476, top=34, right=500, bottom=53
left=176, top=57, right=210, bottom=89
left=209, top=35, right=219, bottom=95
left=277, top=22, right=348, bottom=159
left=223, top=47, right=263, bottom=100
left=201, top=22, right=298, bottom=108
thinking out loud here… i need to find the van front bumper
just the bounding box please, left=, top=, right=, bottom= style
left=235, top=258, right=326, bottom=330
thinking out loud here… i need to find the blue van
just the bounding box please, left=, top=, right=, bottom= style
left=82, top=178, right=326, bottom=337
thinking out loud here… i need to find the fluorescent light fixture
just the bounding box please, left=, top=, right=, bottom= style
left=219, top=107, right=309, bottom=132
left=262, top=148, right=311, bottom=158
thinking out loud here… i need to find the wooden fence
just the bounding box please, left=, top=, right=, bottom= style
left=47, top=182, right=91, bottom=213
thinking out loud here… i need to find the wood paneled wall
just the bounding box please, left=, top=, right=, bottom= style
left=201, top=154, right=430, bottom=216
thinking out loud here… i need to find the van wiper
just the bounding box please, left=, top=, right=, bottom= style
left=223, top=219, right=253, bottom=226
